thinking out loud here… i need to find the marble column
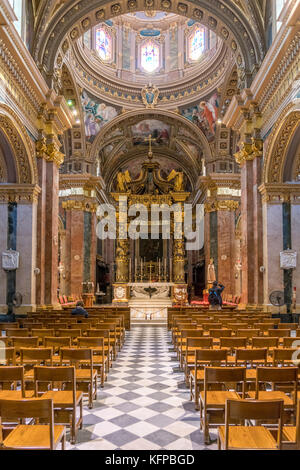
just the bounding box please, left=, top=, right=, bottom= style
left=0, top=204, right=8, bottom=310
left=237, top=142, right=264, bottom=307
left=217, top=209, right=236, bottom=296
left=44, top=161, right=59, bottom=307
left=291, top=203, right=300, bottom=309
left=62, top=201, right=98, bottom=296
left=262, top=202, right=284, bottom=308
left=16, top=202, right=38, bottom=312
left=36, top=157, right=46, bottom=306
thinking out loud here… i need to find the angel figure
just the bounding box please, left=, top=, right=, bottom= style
left=167, top=169, right=184, bottom=192
left=116, top=170, right=131, bottom=192
left=141, top=83, right=159, bottom=109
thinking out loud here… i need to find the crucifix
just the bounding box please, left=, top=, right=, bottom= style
left=148, top=261, right=155, bottom=282
left=144, top=134, right=156, bottom=158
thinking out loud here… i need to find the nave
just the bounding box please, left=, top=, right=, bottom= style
left=69, top=326, right=215, bottom=450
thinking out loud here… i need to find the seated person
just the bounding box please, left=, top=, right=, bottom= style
left=71, top=301, right=88, bottom=318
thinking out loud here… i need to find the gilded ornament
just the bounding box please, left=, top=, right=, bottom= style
left=193, top=8, right=203, bottom=19
left=95, top=9, right=105, bottom=20
left=111, top=3, right=121, bottom=15
left=177, top=3, right=188, bottom=14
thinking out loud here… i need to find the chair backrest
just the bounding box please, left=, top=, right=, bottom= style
left=201, top=323, right=222, bottom=331
left=195, top=349, right=227, bottom=365
left=204, top=367, right=246, bottom=398
left=34, top=366, right=76, bottom=398
left=32, top=329, right=55, bottom=340
left=283, top=337, right=300, bottom=348
left=256, top=367, right=298, bottom=405
left=57, top=329, right=81, bottom=339
left=86, top=329, right=110, bottom=338
left=252, top=337, right=279, bottom=349
left=220, top=337, right=247, bottom=350
left=235, top=348, right=268, bottom=366
left=186, top=337, right=213, bottom=351
left=6, top=329, right=29, bottom=338
left=181, top=329, right=204, bottom=340
left=209, top=329, right=232, bottom=338
left=278, top=323, right=298, bottom=330
left=0, top=347, right=15, bottom=366
left=44, top=336, right=71, bottom=350
left=236, top=329, right=260, bottom=338
left=20, top=347, right=53, bottom=366
left=0, top=366, right=25, bottom=395
left=0, top=398, right=55, bottom=449
left=227, top=323, right=249, bottom=331
left=272, top=348, right=298, bottom=365
left=60, top=348, right=94, bottom=376
left=77, top=337, right=105, bottom=349
left=268, top=329, right=291, bottom=338
left=224, top=399, right=283, bottom=450
left=11, top=337, right=39, bottom=350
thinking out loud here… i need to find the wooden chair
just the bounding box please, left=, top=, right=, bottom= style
left=0, top=347, right=15, bottom=366
left=218, top=399, right=283, bottom=450
left=0, top=366, right=31, bottom=399
left=179, top=329, right=204, bottom=369
left=57, top=329, right=81, bottom=345
left=282, top=399, right=300, bottom=449
left=283, top=337, right=300, bottom=348
left=252, top=337, right=279, bottom=350
left=11, top=336, right=39, bottom=353
left=20, top=348, right=53, bottom=384
left=200, top=367, right=246, bottom=444
left=60, top=348, right=97, bottom=409
left=267, top=329, right=291, bottom=338
left=0, top=398, right=66, bottom=450
left=248, top=367, right=298, bottom=421
left=278, top=323, right=298, bottom=330
left=95, top=323, right=118, bottom=359
left=219, top=337, right=247, bottom=354
left=183, top=337, right=213, bottom=385
left=86, top=329, right=113, bottom=370
left=272, top=348, right=299, bottom=366
left=77, top=337, right=107, bottom=386
left=32, top=329, right=55, bottom=346
left=34, top=366, right=83, bottom=444
left=6, top=329, right=29, bottom=338
left=190, top=349, right=228, bottom=410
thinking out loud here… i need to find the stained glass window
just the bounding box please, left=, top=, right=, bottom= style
left=96, top=28, right=112, bottom=61
left=189, top=28, right=205, bottom=61
left=141, top=41, right=160, bottom=73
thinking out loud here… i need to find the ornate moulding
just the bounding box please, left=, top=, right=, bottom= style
left=259, top=183, right=300, bottom=205
left=69, top=41, right=230, bottom=108
left=0, top=184, right=41, bottom=204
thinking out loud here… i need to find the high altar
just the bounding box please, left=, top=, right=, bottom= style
left=111, top=141, right=190, bottom=318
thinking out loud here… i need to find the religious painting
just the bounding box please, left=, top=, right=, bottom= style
left=140, top=238, right=163, bottom=262
left=132, top=120, right=170, bottom=146
left=81, top=90, right=120, bottom=143
left=180, top=92, right=219, bottom=142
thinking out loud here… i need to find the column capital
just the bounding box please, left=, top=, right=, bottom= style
left=0, top=184, right=41, bottom=204
left=234, top=138, right=263, bottom=166
left=61, top=199, right=98, bottom=213
left=259, top=183, right=300, bottom=204
left=204, top=200, right=240, bottom=213
left=36, top=137, right=64, bottom=167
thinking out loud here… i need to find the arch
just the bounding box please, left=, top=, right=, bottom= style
left=263, top=104, right=300, bottom=184
left=33, top=0, right=265, bottom=88
left=91, top=108, right=212, bottom=160
left=0, top=104, right=38, bottom=185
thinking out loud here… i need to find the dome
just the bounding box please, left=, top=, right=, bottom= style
left=79, top=12, right=224, bottom=87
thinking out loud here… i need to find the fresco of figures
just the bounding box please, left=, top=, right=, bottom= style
left=132, top=120, right=170, bottom=146
left=81, top=90, right=120, bottom=143
left=180, top=92, right=219, bottom=142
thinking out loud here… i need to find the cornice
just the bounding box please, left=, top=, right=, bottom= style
left=259, top=182, right=300, bottom=205
left=0, top=184, right=41, bottom=204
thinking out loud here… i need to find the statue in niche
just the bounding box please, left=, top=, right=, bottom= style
left=141, top=83, right=159, bottom=109
left=167, top=169, right=184, bottom=192
left=116, top=169, right=131, bottom=192
left=207, top=258, right=216, bottom=288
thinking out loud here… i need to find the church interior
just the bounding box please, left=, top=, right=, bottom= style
left=0, top=0, right=299, bottom=451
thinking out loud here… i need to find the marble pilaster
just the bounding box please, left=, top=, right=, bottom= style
left=0, top=204, right=8, bottom=310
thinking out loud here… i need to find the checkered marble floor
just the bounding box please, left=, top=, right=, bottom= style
left=69, top=326, right=217, bottom=450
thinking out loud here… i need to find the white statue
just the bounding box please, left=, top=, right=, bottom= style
left=2, top=250, right=19, bottom=271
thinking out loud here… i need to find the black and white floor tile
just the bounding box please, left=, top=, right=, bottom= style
left=69, top=326, right=217, bottom=450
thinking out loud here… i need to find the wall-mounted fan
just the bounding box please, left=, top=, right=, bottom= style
left=269, top=291, right=285, bottom=315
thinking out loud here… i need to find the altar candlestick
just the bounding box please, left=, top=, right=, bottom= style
left=129, top=259, right=132, bottom=282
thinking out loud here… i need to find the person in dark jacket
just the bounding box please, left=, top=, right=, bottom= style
left=71, top=301, right=88, bottom=318
left=208, top=281, right=225, bottom=310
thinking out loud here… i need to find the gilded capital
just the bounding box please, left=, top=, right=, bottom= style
left=204, top=200, right=240, bottom=212
left=61, top=200, right=98, bottom=212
